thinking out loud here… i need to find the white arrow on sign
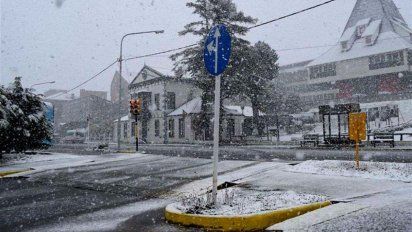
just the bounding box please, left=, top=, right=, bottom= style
left=213, top=28, right=221, bottom=73
left=206, top=28, right=221, bottom=55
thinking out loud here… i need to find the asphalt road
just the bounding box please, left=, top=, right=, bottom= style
left=0, top=154, right=228, bottom=231
left=2, top=144, right=412, bottom=231
left=49, top=143, right=412, bottom=163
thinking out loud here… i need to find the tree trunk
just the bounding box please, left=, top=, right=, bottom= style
left=251, top=97, right=262, bottom=136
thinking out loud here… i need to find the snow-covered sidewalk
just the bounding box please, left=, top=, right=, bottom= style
left=288, top=160, right=412, bottom=182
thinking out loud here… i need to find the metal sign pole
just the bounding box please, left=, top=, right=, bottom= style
left=212, top=74, right=221, bottom=204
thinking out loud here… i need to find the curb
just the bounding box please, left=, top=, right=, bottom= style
left=0, top=169, right=31, bottom=177
left=165, top=200, right=332, bottom=231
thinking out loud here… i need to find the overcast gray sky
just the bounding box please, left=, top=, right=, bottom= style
left=1, top=0, right=411, bottom=95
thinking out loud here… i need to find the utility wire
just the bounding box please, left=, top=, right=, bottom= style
left=123, top=43, right=197, bottom=61
left=248, top=0, right=338, bottom=30
left=52, top=0, right=343, bottom=95
left=51, top=60, right=118, bottom=98
left=124, top=35, right=410, bottom=61
left=124, top=0, right=339, bottom=62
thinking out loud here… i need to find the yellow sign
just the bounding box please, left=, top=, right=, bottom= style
left=349, top=112, right=367, bottom=141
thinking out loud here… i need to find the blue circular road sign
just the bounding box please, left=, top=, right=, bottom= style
left=203, top=24, right=231, bottom=76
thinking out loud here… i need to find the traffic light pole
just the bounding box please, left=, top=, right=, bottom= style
left=135, top=114, right=138, bottom=152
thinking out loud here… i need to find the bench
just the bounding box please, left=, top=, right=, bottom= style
left=371, top=133, right=395, bottom=147
left=300, top=134, right=319, bottom=147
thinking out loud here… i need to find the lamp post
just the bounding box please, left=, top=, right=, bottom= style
left=117, top=30, right=164, bottom=150
left=30, top=81, right=56, bottom=90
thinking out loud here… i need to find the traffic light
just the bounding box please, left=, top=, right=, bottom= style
left=136, top=98, right=142, bottom=113
left=130, top=98, right=142, bottom=115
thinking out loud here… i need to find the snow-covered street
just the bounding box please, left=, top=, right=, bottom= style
left=1, top=152, right=411, bottom=231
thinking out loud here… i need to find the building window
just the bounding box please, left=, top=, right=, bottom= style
left=178, top=118, right=185, bottom=138
left=123, top=122, right=128, bottom=138
left=408, top=50, right=412, bottom=65
left=155, top=120, right=160, bottom=137
left=131, top=122, right=136, bottom=137
left=369, top=51, right=404, bottom=70
left=365, top=35, right=372, bottom=45
left=309, top=63, right=336, bottom=79
left=166, top=92, right=176, bottom=110
left=168, top=119, right=175, bottom=138
left=227, top=119, right=235, bottom=138
left=155, top=94, right=160, bottom=110
left=142, top=70, right=148, bottom=80
left=341, top=41, right=347, bottom=51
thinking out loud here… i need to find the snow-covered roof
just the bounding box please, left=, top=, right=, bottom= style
left=45, top=92, right=78, bottom=101
left=339, top=26, right=356, bottom=42
left=308, top=108, right=319, bottom=113
left=356, top=18, right=371, bottom=27
left=308, top=31, right=411, bottom=66
left=168, top=97, right=265, bottom=117
left=362, top=20, right=381, bottom=36
left=224, top=106, right=265, bottom=117
left=113, top=115, right=129, bottom=122
left=290, top=112, right=314, bottom=118
left=168, top=97, right=202, bottom=116
left=309, top=0, right=411, bottom=66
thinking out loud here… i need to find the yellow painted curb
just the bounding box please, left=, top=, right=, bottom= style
left=165, top=200, right=332, bottom=231
left=0, top=169, right=30, bottom=177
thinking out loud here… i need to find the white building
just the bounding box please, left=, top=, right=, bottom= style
left=113, top=65, right=260, bottom=144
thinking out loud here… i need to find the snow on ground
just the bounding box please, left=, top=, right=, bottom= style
left=28, top=198, right=171, bottom=232
left=0, top=152, right=147, bottom=176
left=164, top=160, right=254, bottom=178
left=173, top=162, right=282, bottom=197
left=288, top=160, right=412, bottom=182
left=172, top=187, right=327, bottom=216
left=1, top=153, right=84, bottom=165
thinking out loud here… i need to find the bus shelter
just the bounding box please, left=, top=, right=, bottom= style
left=319, top=103, right=361, bottom=145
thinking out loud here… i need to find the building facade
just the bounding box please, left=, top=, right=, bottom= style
left=279, top=0, right=412, bottom=108
left=113, top=65, right=259, bottom=144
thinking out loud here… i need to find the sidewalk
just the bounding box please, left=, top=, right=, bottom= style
left=172, top=160, right=412, bottom=231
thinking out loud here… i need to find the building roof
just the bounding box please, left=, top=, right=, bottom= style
left=168, top=97, right=202, bottom=116
left=45, top=91, right=78, bottom=101
left=113, top=115, right=129, bottom=122
left=168, top=97, right=264, bottom=117
left=343, top=0, right=405, bottom=34
left=309, top=31, right=411, bottom=66
left=224, top=105, right=265, bottom=117
left=279, top=60, right=313, bottom=73
left=309, top=0, right=412, bottom=66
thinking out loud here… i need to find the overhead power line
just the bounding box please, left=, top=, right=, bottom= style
left=124, top=43, right=197, bottom=61
left=248, top=0, right=338, bottom=29
left=124, top=0, right=340, bottom=61
left=50, top=60, right=117, bottom=98
left=56, top=0, right=340, bottom=95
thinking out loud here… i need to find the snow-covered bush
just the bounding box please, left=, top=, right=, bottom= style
left=0, top=77, right=52, bottom=156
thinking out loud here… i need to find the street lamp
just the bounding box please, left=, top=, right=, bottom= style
left=30, top=81, right=56, bottom=90
left=117, top=30, right=164, bottom=150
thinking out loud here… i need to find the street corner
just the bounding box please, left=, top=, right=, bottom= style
left=165, top=200, right=331, bottom=231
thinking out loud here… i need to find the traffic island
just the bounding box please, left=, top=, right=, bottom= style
left=0, top=169, right=31, bottom=177
left=165, top=188, right=331, bottom=231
